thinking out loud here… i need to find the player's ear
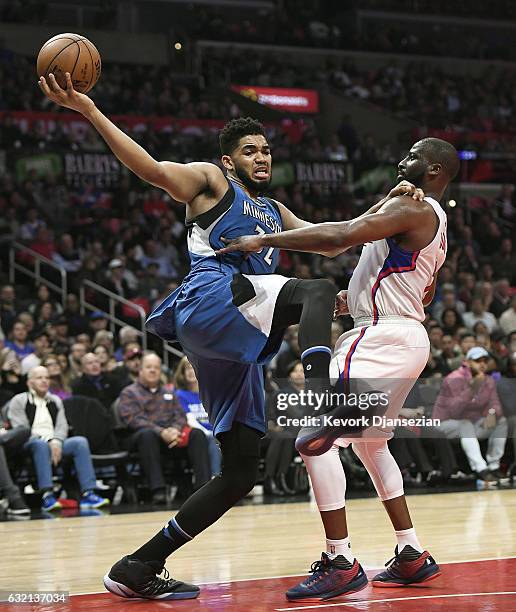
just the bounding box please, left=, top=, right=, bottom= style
left=221, top=154, right=234, bottom=171
left=428, top=163, right=442, bottom=177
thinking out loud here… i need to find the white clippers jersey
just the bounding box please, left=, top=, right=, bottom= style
left=347, top=197, right=447, bottom=324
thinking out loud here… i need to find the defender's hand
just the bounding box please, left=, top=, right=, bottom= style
left=38, top=72, right=95, bottom=115
left=334, top=290, right=349, bottom=318
left=216, top=235, right=264, bottom=256
left=388, top=181, right=425, bottom=201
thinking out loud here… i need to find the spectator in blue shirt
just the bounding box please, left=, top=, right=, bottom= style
left=174, top=356, right=221, bottom=477
left=5, top=320, right=33, bottom=359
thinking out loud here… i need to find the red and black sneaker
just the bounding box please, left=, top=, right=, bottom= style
left=372, top=545, right=441, bottom=587
left=286, top=553, right=368, bottom=601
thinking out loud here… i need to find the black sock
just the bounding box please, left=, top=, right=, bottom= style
left=131, top=518, right=191, bottom=563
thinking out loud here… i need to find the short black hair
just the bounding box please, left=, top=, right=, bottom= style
left=219, top=117, right=266, bottom=156
left=417, top=138, right=460, bottom=180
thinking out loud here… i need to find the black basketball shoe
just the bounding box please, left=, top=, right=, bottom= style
left=103, top=555, right=200, bottom=600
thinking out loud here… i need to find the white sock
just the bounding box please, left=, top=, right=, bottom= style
left=395, top=528, right=423, bottom=553
left=326, top=537, right=354, bottom=563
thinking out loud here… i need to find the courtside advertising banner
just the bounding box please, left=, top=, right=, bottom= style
left=231, top=85, right=319, bottom=114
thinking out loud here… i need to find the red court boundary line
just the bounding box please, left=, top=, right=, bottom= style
left=71, top=555, right=516, bottom=596
left=276, top=591, right=516, bottom=611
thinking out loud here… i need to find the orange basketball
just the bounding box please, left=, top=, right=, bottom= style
left=36, top=33, right=101, bottom=94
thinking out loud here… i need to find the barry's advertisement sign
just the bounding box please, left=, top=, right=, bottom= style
left=232, top=85, right=319, bottom=114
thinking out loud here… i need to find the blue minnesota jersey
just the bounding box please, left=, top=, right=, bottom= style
left=146, top=176, right=292, bottom=437
left=186, top=177, right=283, bottom=275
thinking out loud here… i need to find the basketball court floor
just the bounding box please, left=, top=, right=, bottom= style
left=1, top=489, right=515, bottom=611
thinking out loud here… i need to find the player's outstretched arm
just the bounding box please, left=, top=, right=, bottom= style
left=274, top=181, right=425, bottom=258
left=38, top=73, right=223, bottom=203
left=217, top=196, right=430, bottom=256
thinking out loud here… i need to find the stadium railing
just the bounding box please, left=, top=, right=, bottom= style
left=79, top=279, right=183, bottom=368
left=9, top=241, right=68, bottom=306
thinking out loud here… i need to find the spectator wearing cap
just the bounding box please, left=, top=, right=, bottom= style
left=20, top=329, right=50, bottom=374
left=71, top=352, right=120, bottom=410
left=5, top=320, right=33, bottom=359
left=118, top=353, right=211, bottom=504
left=7, top=366, right=109, bottom=512
left=89, top=311, right=108, bottom=336
left=111, top=344, right=142, bottom=393
left=499, top=295, right=516, bottom=336
left=104, top=259, right=135, bottom=301
left=433, top=347, right=508, bottom=486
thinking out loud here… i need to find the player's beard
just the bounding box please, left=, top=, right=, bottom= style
left=398, top=167, right=426, bottom=188
left=234, top=164, right=271, bottom=194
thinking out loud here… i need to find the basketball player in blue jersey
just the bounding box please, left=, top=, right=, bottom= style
left=39, top=73, right=344, bottom=600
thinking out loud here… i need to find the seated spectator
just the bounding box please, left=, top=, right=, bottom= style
left=432, top=286, right=466, bottom=323
left=174, top=356, right=221, bottom=477
left=433, top=347, right=508, bottom=486
left=71, top=353, right=120, bottom=410
left=440, top=334, right=462, bottom=372
left=388, top=384, right=461, bottom=486
left=89, top=312, right=108, bottom=337
left=20, top=329, right=50, bottom=374
left=93, top=343, right=117, bottom=373
left=63, top=293, right=89, bottom=337
left=0, top=425, right=31, bottom=515
left=499, top=295, right=516, bottom=336
left=6, top=366, right=109, bottom=511
left=441, top=308, right=464, bottom=337
left=27, top=284, right=62, bottom=318
left=76, top=333, right=92, bottom=352
left=111, top=344, right=142, bottom=392
left=104, top=259, right=135, bottom=302
left=69, top=342, right=87, bottom=379
left=92, top=330, right=115, bottom=355
left=0, top=285, right=19, bottom=335
left=41, top=354, right=71, bottom=400
left=5, top=320, right=33, bottom=359
left=52, top=233, right=82, bottom=273
left=118, top=353, right=211, bottom=504
left=497, top=354, right=516, bottom=473
left=463, top=297, right=497, bottom=333
left=458, top=332, right=476, bottom=359
left=490, top=279, right=512, bottom=319
left=0, top=348, right=26, bottom=397
left=51, top=316, right=72, bottom=353
left=114, top=326, right=140, bottom=362
left=272, top=325, right=300, bottom=379
left=264, top=360, right=305, bottom=495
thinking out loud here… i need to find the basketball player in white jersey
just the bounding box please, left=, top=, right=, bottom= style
left=219, top=138, right=459, bottom=600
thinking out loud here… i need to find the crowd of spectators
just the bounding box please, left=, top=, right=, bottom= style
left=4, top=0, right=515, bottom=60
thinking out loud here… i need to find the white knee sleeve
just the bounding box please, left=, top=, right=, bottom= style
left=352, top=440, right=404, bottom=501
left=301, top=445, right=346, bottom=511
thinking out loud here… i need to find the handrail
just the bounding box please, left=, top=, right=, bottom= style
left=79, top=279, right=183, bottom=368
left=9, top=241, right=68, bottom=306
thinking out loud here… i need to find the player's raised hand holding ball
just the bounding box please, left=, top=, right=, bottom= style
left=37, top=32, right=100, bottom=115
